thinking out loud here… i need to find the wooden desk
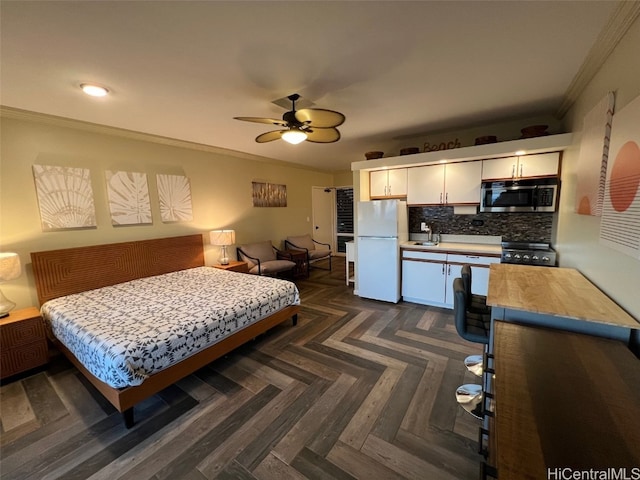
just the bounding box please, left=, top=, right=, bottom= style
left=493, top=320, right=640, bottom=479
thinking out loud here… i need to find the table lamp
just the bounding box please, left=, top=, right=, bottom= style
left=0, top=252, right=22, bottom=318
left=210, top=230, right=236, bottom=265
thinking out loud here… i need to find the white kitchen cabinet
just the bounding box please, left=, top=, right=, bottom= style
left=402, top=250, right=500, bottom=308
left=407, top=161, right=481, bottom=205
left=482, top=152, right=560, bottom=180
left=402, top=251, right=447, bottom=305
left=370, top=168, right=407, bottom=198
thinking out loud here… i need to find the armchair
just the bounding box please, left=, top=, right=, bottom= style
left=285, top=234, right=332, bottom=273
left=236, top=241, right=296, bottom=276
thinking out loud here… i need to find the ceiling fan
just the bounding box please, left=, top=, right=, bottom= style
left=234, top=94, right=345, bottom=145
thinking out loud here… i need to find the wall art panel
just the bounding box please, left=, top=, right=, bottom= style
left=156, top=174, right=193, bottom=222
left=252, top=182, right=287, bottom=207
left=599, top=94, right=640, bottom=259
left=575, top=92, right=615, bottom=216
left=106, top=171, right=152, bottom=225
left=32, top=164, right=96, bottom=231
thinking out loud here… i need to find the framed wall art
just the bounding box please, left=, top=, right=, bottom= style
left=32, top=164, right=97, bottom=231
left=252, top=181, right=287, bottom=207
left=106, top=170, right=152, bottom=225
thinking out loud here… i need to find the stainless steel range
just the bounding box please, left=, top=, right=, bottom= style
left=501, top=242, right=557, bottom=266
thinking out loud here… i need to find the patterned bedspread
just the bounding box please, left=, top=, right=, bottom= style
left=40, top=267, right=300, bottom=388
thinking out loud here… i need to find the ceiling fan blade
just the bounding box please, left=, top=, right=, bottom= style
left=305, top=127, right=341, bottom=143
left=255, top=130, right=284, bottom=143
left=234, top=116, right=287, bottom=127
left=295, top=108, right=345, bottom=128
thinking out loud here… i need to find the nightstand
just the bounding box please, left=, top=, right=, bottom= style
left=212, top=260, right=249, bottom=273
left=1, top=307, right=48, bottom=380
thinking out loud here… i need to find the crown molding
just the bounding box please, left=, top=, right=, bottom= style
left=556, top=1, right=640, bottom=119
left=0, top=106, right=326, bottom=173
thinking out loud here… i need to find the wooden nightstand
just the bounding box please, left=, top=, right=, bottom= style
left=212, top=260, right=249, bottom=273
left=1, top=307, right=48, bottom=380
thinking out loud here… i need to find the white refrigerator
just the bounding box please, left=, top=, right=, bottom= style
left=356, top=199, right=408, bottom=302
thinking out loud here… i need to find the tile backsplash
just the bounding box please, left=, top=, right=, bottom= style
left=409, top=206, right=553, bottom=243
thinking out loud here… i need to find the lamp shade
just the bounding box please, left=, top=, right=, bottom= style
left=210, top=230, right=236, bottom=246
left=0, top=252, right=21, bottom=282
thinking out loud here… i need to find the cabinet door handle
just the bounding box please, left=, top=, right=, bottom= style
left=519, top=164, right=523, bottom=178
left=440, top=192, right=443, bottom=204
left=442, top=264, right=445, bottom=274
left=511, top=164, right=516, bottom=178
left=448, top=264, right=451, bottom=275
left=445, top=192, right=448, bottom=204
left=388, top=185, right=391, bottom=195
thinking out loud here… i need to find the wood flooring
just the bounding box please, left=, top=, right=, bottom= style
left=0, top=257, right=485, bottom=479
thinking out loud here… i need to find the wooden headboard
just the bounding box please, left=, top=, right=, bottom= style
left=31, top=234, right=205, bottom=305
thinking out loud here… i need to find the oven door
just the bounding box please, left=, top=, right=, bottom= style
left=480, top=184, right=536, bottom=212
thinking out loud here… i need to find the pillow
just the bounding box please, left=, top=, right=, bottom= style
left=287, top=234, right=315, bottom=251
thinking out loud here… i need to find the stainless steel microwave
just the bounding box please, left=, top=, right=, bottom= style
left=480, top=177, right=558, bottom=213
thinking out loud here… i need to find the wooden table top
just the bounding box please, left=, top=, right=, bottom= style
left=487, top=263, right=639, bottom=329
left=493, top=321, right=640, bottom=479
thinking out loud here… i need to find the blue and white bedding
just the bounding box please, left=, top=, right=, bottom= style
left=40, top=267, right=300, bottom=388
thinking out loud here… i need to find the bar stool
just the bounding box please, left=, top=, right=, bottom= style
left=453, top=277, right=491, bottom=418
left=461, top=264, right=491, bottom=377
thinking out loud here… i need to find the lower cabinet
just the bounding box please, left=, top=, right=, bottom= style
left=401, top=250, right=500, bottom=308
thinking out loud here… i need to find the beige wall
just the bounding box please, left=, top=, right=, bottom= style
left=557, top=16, right=640, bottom=318
left=0, top=115, right=334, bottom=309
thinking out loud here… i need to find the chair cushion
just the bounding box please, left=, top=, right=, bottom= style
left=248, top=259, right=295, bottom=275
left=240, top=241, right=276, bottom=269
left=308, top=249, right=330, bottom=260
left=287, top=234, right=315, bottom=251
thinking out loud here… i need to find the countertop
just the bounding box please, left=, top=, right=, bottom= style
left=493, top=320, right=640, bottom=479
left=401, top=241, right=502, bottom=256
left=487, top=263, right=639, bottom=328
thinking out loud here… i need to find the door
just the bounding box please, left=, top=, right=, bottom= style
left=407, top=164, right=445, bottom=204
left=311, top=187, right=335, bottom=251
left=357, top=237, right=400, bottom=302
left=519, top=152, right=559, bottom=178
left=445, top=162, right=482, bottom=204
left=402, top=259, right=446, bottom=305
left=482, top=156, right=518, bottom=180
left=387, top=168, right=408, bottom=197
left=357, top=200, right=399, bottom=237
left=369, top=170, right=388, bottom=197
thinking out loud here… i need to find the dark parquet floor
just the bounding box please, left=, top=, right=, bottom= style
left=0, top=257, right=485, bottom=479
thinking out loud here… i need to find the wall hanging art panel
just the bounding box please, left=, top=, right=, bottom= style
left=156, top=174, right=193, bottom=222
left=599, top=94, right=640, bottom=259
left=252, top=182, right=287, bottom=207
left=106, top=170, right=152, bottom=225
left=32, top=164, right=96, bottom=231
left=575, top=92, right=615, bottom=216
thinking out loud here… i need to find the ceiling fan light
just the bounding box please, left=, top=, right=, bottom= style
left=281, top=129, right=307, bottom=145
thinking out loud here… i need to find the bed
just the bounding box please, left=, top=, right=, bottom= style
left=31, top=234, right=300, bottom=427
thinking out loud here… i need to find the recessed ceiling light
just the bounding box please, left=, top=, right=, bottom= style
left=80, top=83, right=109, bottom=97
left=515, top=150, right=526, bottom=156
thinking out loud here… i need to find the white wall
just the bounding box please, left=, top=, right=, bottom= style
left=557, top=16, right=640, bottom=318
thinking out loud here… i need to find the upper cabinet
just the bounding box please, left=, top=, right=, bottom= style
left=370, top=168, right=407, bottom=198
left=482, top=152, right=560, bottom=180
left=407, top=161, right=482, bottom=205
